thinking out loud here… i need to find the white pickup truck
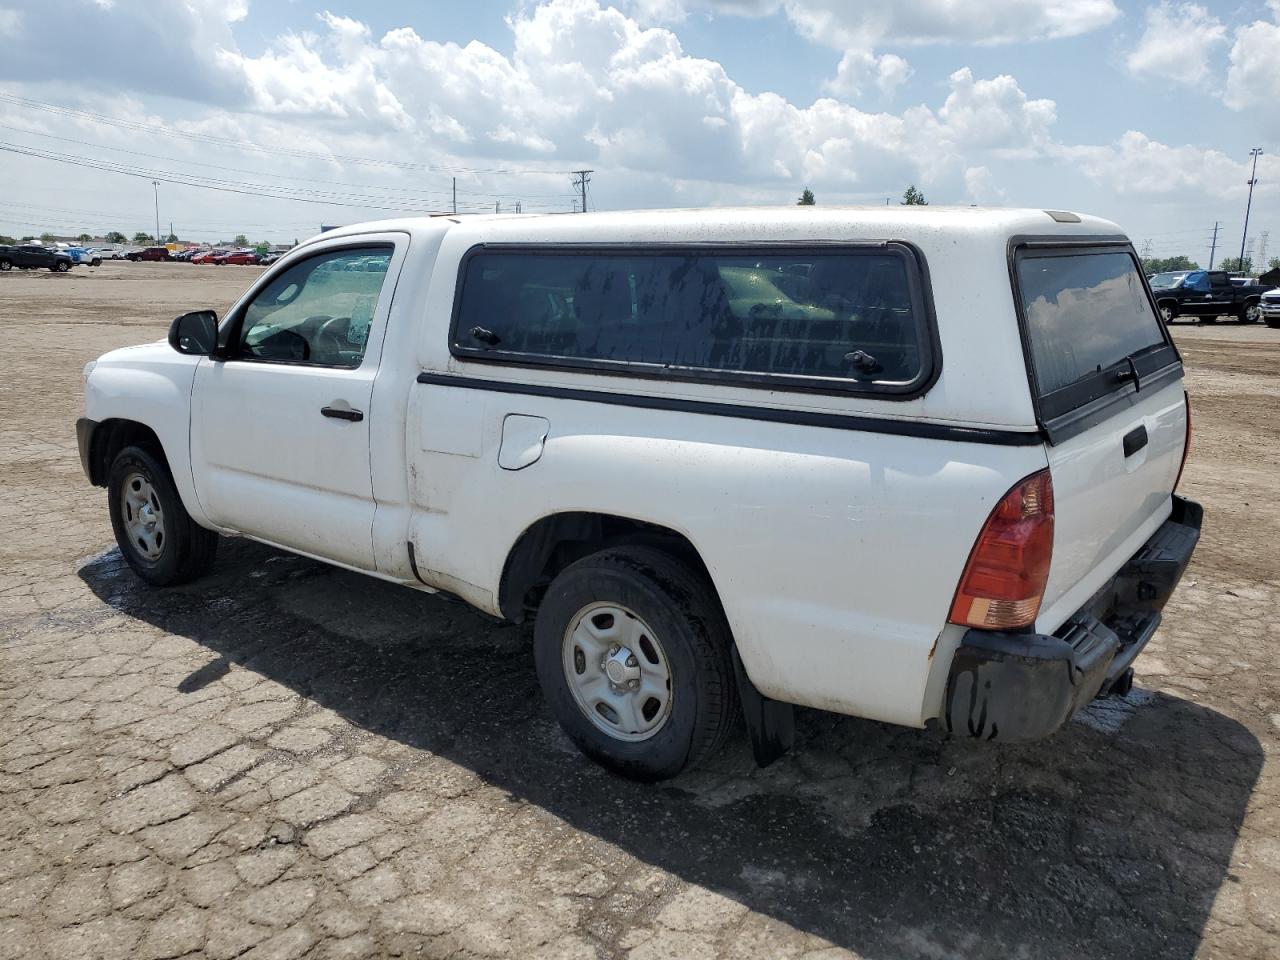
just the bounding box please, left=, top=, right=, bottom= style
left=78, top=207, right=1201, bottom=780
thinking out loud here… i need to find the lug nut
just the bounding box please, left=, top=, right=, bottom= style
left=628, top=679, right=639, bottom=690
left=626, top=655, right=638, bottom=668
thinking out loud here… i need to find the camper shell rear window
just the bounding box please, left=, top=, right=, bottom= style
left=1011, top=241, right=1181, bottom=436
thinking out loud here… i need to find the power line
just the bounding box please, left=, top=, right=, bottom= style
left=0, top=122, right=572, bottom=205
left=0, top=93, right=578, bottom=179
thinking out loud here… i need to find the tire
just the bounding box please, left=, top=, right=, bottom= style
left=533, top=546, right=738, bottom=781
left=107, top=445, right=218, bottom=587
left=1158, top=302, right=1178, bottom=324
left=91, top=258, right=101, bottom=267
left=52, top=261, right=69, bottom=272
left=1238, top=300, right=1260, bottom=324
left=0, top=259, right=9, bottom=271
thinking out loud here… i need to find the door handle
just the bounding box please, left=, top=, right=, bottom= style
left=321, top=405, right=363, bottom=422
left=1123, top=424, right=1148, bottom=457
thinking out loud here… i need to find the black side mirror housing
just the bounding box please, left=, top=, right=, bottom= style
left=168, top=311, right=219, bottom=356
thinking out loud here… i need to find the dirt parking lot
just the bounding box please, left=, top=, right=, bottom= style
left=1, top=261, right=1278, bottom=960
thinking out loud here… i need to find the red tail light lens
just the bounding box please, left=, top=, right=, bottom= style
left=1174, top=390, right=1191, bottom=491
left=949, top=470, right=1054, bottom=630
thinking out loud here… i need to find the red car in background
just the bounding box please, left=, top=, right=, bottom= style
left=126, top=247, right=172, bottom=262
left=214, top=250, right=260, bottom=265
left=190, top=250, right=226, bottom=264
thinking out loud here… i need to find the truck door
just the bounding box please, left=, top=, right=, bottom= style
left=1179, top=271, right=1217, bottom=317
left=190, top=235, right=408, bottom=570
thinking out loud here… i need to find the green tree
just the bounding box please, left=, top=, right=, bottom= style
left=1268, top=256, right=1280, bottom=271
left=77, top=233, right=92, bottom=243
left=0, top=235, right=14, bottom=245
left=39, top=232, right=56, bottom=242
left=165, top=232, right=178, bottom=243
left=234, top=234, right=248, bottom=247
left=1142, top=255, right=1200, bottom=274
left=105, top=231, right=127, bottom=244
left=901, top=184, right=928, bottom=205
left=20, top=235, right=34, bottom=242
left=796, top=188, right=815, bottom=206
left=132, top=232, right=153, bottom=245
left=1218, top=256, right=1252, bottom=274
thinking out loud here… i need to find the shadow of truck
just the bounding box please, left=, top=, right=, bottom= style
left=80, top=538, right=1261, bottom=960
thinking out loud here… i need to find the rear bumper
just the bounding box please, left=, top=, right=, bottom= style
left=945, top=495, right=1202, bottom=742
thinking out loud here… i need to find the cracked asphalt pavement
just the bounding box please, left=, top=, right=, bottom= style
left=1, top=263, right=1278, bottom=959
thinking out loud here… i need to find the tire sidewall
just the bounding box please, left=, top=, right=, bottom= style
left=107, top=446, right=185, bottom=584
left=534, top=559, right=707, bottom=780
left=0, top=259, right=10, bottom=271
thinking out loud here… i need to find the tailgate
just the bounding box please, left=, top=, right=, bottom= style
left=1012, top=242, right=1187, bottom=632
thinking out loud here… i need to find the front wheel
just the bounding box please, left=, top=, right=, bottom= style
left=91, top=258, right=101, bottom=267
left=52, top=261, right=69, bottom=272
left=0, top=259, right=9, bottom=271
left=533, top=546, right=738, bottom=781
left=1238, top=301, right=1260, bottom=324
left=107, top=445, right=218, bottom=587
left=1158, top=302, right=1178, bottom=324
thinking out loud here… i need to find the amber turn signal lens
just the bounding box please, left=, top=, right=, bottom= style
left=948, top=469, right=1054, bottom=631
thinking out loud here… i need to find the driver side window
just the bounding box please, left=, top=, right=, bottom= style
left=1185, top=272, right=1210, bottom=292
left=238, top=246, right=393, bottom=367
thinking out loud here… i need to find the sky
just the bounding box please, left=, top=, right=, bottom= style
left=0, top=0, right=1276, bottom=265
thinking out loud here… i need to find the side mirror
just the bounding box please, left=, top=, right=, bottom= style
left=168, top=311, right=219, bottom=356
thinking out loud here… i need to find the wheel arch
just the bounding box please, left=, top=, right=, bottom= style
left=87, top=418, right=167, bottom=487
left=498, top=511, right=717, bottom=625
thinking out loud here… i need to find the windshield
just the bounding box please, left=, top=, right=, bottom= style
left=1148, top=272, right=1188, bottom=288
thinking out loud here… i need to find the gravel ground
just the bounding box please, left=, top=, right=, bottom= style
left=1, top=261, right=1278, bottom=960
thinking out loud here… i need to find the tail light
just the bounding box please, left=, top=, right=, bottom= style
left=949, top=470, right=1054, bottom=631
left=1174, top=390, right=1191, bottom=491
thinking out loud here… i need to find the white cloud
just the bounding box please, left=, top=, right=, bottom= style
left=827, top=51, right=913, bottom=98
left=1224, top=15, right=1280, bottom=119
left=1126, top=2, right=1227, bottom=87
left=936, top=68, right=1057, bottom=150
left=701, top=0, right=1118, bottom=50
left=1055, top=131, right=1274, bottom=197
left=964, top=165, right=1006, bottom=203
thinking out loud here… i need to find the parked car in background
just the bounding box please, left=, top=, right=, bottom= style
left=65, top=247, right=102, bottom=266
left=1260, top=288, right=1280, bottom=329
left=258, top=252, right=283, bottom=266
left=92, top=248, right=125, bottom=261
left=191, top=250, right=226, bottom=264
left=77, top=207, right=1200, bottom=780
left=214, top=249, right=261, bottom=265
left=1148, top=269, right=1268, bottom=323
left=127, top=247, right=173, bottom=262
left=0, top=244, right=73, bottom=272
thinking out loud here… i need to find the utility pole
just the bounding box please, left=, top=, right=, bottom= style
left=572, top=170, right=592, bottom=213
left=152, top=180, right=160, bottom=244
left=495, top=200, right=501, bottom=214
left=1239, top=147, right=1262, bottom=270
left=452, top=177, right=456, bottom=215
left=1208, top=221, right=1220, bottom=269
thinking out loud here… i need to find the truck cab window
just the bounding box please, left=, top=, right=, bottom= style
left=237, top=247, right=392, bottom=367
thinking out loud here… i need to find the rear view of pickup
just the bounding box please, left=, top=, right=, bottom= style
left=77, top=207, right=1199, bottom=780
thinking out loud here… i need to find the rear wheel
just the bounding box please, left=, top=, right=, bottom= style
left=0, top=259, right=9, bottom=271
left=1238, top=300, right=1260, bottom=324
left=91, top=258, right=101, bottom=266
left=1158, top=302, right=1178, bottom=324
left=52, top=261, right=69, bottom=272
left=107, top=445, right=218, bottom=587
left=533, top=546, right=738, bottom=781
